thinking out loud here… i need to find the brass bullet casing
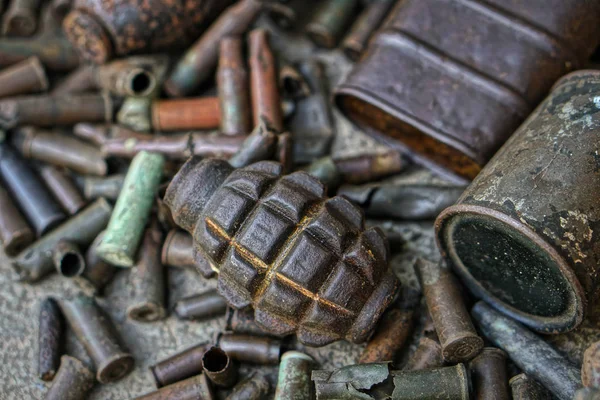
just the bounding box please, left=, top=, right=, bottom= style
left=38, top=298, right=64, bottom=382
left=249, top=29, right=283, bottom=132
left=39, top=165, right=86, bottom=215
left=217, top=333, right=281, bottom=365
left=45, top=355, right=95, bottom=400
left=126, top=221, right=166, bottom=322
left=62, top=0, right=228, bottom=63
left=94, top=55, right=167, bottom=98
left=164, top=158, right=399, bottom=346
left=202, top=346, right=239, bottom=388
left=150, top=343, right=209, bottom=388
left=472, top=301, right=581, bottom=400
left=218, top=37, right=251, bottom=136
left=226, top=372, right=270, bottom=400
left=341, top=0, right=395, bottom=61
left=470, top=347, right=511, bottom=400
left=509, top=373, right=551, bottom=400
left=403, top=335, right=444, bottom=371
left=415, top=258, right=483, bottom=363
left=13, top=198, right=112, bottom=282
left=75, top=174, right=125, bottom=202
left=161, top=230, right=194, bottom=269
left=174, top=289, right=228, bottom=321
left=0, top=143, right=65, bottom=236
left=97, top=151, right=164, bottom=267
left=275, top=351, right=314, bottom=400
left=132, top=374, right=215, bottom=400
left=305, top=0, right=360, bottom=49
left=1, top=0, right=42, bottom=37
left=52, top=239, right=86, bottom=278
left=152, top=97, right=220, bottom=132
left=0, top=56, right=48, bottom=98
left=583, top=341, right=600, bottom=388
left=436, top=71, right=600, bottom=334
left=0, top=183, right=34, bottom=256
left=83, top=231, right=116, bottom=292
left=59, top=295, right=134, bottom=383
left=0, top=93, right=114, bottom=130
left=164, top=0, right=264, bottom=97
left=14, top=128, right=107, bottom=176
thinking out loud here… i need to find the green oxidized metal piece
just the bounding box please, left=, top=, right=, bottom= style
left=97, top=151, right=164, bottom=267
left=274, top=351, right=314, bottom=400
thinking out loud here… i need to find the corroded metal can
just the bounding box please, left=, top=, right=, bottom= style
left=62, top=0, right=226, bottom=63
left=437, top=71, right=600, bottom=334
left=335, top=0, right=600, bottom=182
left=164, top=158, right=399, bottom=346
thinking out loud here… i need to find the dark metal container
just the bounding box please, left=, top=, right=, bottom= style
left=472, top=301, right=581, bottom=400
left=202, top=347, right=238, bottom=388
left=59, top=295, right=134, bottom=384
left=38, top=298, right=64, bottom=382
left=39, top=166, right=86, bottom=215
left=218, top=37, right=251, bottom=136
left=436, top=71, right=600, bottom=333
left=0, top=183, right=34, bottom=256
left=0, top=56, right=48, bottom=98
left=0, top=143, right=65, bottom=236
left=150, top=343, right=209, bottom=388
left=335, top=0, right=600, bottom=182
left=174, top=289, right=228, bottom=321
left=164, top=158, right=399, bottom=346
left=45, top=355, right=95, bottom=400
left=470, top=347, right=510, bottom=400
left=62, top=0, right=226, bottom=63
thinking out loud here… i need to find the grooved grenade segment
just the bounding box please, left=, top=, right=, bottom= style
left=165, top=159, right=399, bottom=346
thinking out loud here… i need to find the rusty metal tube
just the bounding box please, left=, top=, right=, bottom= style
left=152, top=97, right=220, bottom=132
left=218, top=37, right=251, bottom=136
left=0, top=56, right=48, bottom=97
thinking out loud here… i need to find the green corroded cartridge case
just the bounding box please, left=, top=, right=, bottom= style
left=274, top=351, right=314, bottom=400
left=96, top=151, right=164, bottom=267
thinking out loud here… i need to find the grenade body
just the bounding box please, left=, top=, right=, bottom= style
left=165, top=159, right=399, bottom=346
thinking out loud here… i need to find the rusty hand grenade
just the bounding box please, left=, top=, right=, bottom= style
left=164, top=158, right=399, bottom=346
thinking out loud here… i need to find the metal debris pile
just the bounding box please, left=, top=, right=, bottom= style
left=0, top=0, right=600, bottom=399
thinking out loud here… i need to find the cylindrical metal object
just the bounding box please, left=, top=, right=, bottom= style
left=436, top=71, right=600, bottom=333
left=52, top=239, right=85, bottom=277
left=249, top=29, right=283, bottom=132
left=274, top=351, right=314, bottom=400
left=51, top=65, right=96, bottom=96
left=470, top=347, right=510, bottom=400
left=174, top=289, right=228, bottom=321
left=0, top=183, right=34, bottom=256
left=227, top=120, right=278, bottom=168
left=15, top=128, right=107, bottom=176
left=132, top=374, right=214, bottom=400
left=335, top=1, right=600, bottom=182
left=305, top=0, right=359, bottom=49
left=218, top=37, right=251, bottom=136
left=44, top=355, right=95, bottom=400
left=76, top=174, right=124, bottom=201
left=0, top=93, right=114, bottom=130
left=472, top=301, right=581, bottom=400
left=336, top=151, right=407, bottom=185
left=404, top=335, right=444, bottom=371
left=0, top=56, right=48, bottom=97
left=583, top=341, right=600, bottom=388
left=202, top=347, right=238, bottom=388
left=275, top=131, right=293, bottom=173
left=83, top=231, right=116, bottom=292
left=38, top=298, right=64, bottom=382
left=217, top=333, right=281, bottom=365
left=97, top=151, right=164, bottom=267
left=390, top=364, right=471, bottom=400
left=164, top=0, right=264, bottom=97
left=0, top=143, right=65, bottom=236
left=161, top=230, right=194, bottom=268
left=73, top=123, right=148, bottom=147
left=127, top=222, right=166, bottom=322
left=415, top=258, right=483, bottom=362
left=95, top=56, right=161, bottom=97
left=150, top=343, right=209, bottom=388
left=509, top=373, right=552, bottom=400
left=39, top=165, right=86, bottom=215
left=1, top=0, right=42, bottom=37
left=226, top=307, right=270, bottom=336
left=62, top=0, right=227, bottom=63
left=59, top=295, right=134, bottom=384
left=13, top=198, right=111, bottom=282
left=226, top=372, right=270, bottom=400
left=341, top=0, right=395, bottom=61
left=152, top=97, right=220, bottom=132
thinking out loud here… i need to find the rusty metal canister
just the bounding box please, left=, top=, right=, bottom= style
left=335, top=0, right=600, bottom=182
left=436, top=70, right=600, bottom=334
left=164, top=158, right=399, bottom=346
left=62, top=0, right=227, bottom=63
